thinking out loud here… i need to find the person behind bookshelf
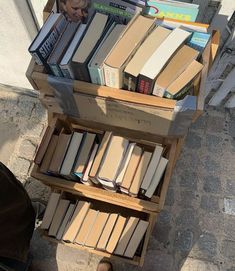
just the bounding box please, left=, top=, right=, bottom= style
left=60, top=0, right=90, bottom=23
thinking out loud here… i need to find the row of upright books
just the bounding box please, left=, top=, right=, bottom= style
left=29, top=9, right=211, bottom=100
left=35, top=123, right=168, bottom=200
left=41, top=192, right=149, bottom=258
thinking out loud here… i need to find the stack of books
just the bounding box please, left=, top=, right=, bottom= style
left=29, top=8, right=211, bottom=100
left=41, top=192, right=149, bottom=259
left=35, top=126, right=169, bottom=200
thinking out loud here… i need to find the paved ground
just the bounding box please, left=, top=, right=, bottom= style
left=0, top=82, right=235, bottom=271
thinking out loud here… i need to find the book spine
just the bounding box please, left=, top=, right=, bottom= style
left=137, top=75, right=154, bottom=95
left=123, top=72, right=138, bottom=91
left=49, top=64, right=64, bottom=77
left=31, top=51, right=44, bottom=65
left=73, top=63, right=91, bottom=82
left=152, top=82, right=165, bottom=97
left=60, top=64, right=75, bottom=79
left=104, top=65, right=121, bottom=89
left=89, top=66, right=103, bottom=85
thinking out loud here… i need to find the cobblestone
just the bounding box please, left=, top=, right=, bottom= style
left=200, top=195, right=220, bottom=213
left=203, top=175, right=221, bottom=193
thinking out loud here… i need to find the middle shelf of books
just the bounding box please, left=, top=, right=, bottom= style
left=32, top=114, right=180, bottom=213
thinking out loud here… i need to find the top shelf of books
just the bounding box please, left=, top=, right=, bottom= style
left=27, top=0, right=220, bottom=138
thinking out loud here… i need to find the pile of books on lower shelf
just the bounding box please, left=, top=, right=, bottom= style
left=41, top=192, right=149, bottom=258
left=35, top=123, right=169, bottom=200
left=29, top=9, right=211, bottom=100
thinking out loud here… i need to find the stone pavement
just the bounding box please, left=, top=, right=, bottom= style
left=0, top=83, right=235, bottom=271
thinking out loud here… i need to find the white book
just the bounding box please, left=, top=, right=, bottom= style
left=60, top=132, right=84, bottom=176
left=140, top=27, right=191, bottom=80
left=82, top=143, right=99, bottom=184
left=41, top=192, right=61, bottom=230
left=115, top=142, right=136, bottom=186
left=145, top=157, right=168, bottom=198
left=140, top=145, right=163, bottom=191
left=60, top=24, right=86, bottom=79
left=56, top=203, right=76, bottom=240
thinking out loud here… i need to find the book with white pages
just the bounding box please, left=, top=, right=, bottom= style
left=140, top=145, right=163, bottom=193
left=81, top=143, right=99, bottom=185
left=60, top=132, right=84, bottom=178
left=145, top=157, right=168, bottom=198
left=115, top=142, right=136, bottom=186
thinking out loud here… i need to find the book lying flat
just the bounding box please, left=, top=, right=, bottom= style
left=106, top=215, right=127, bottom=253
left=41, top=192, right=61, bottom=229
left=60, top=24, right=87, bottom=79
left=60, top=132, right=84, bottom=177
left=145, top=157, right=168, bottom=198
left=98, top=136, right=129, bottom=188
left=152, top=45, right=199, bottom=97
left=123, top=26, right=171, bottom=91
left=63, top=201, right=90, bottom=242
left=138, top=27, right=191, bottom=94
left=48, top=199, right=70, bottom=237
left=164, top=60, right=203, bottom=99
left=140, top=145, right=163, bottom=192
left=89, top=131, right=112, bottom=184
left=48, top=132, right=72, bottom=174
left=115, top=217, right=139, bottom=256
left=56, top=203, right=76, bottom=240
left=120, top=145, right=142, bottom=194
left=72, top=12, right=109, bottom=82
left=129, top=151, right=152, bottom=197
left=115, top=142, right=136, bottom=186
left=85, top=212, right=109, bottom=248
left=73, top=133, right=96, bottom=178
left=124, top=220, right=149, bottom=258
left=40, top=135, right=59, bottom=174
left=96, top=213, right=118, bottom=250
left=75, top=209, right=99, bottom=246
left=104, top=14, right=156, bottom=88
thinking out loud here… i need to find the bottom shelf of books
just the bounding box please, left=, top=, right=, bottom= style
left=40, top=190, right=157, bottom=267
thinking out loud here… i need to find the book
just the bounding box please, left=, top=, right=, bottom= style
left=71, top=12, right=110, bottom=82
left=145, top=0, right=199, bottom=22
left=98, top=136, right=129, bottom=188
left=120, top=145, right=142, bottom=194
left=29, top=13, right=67, bottom=71
left=34, top=125, right=54, bottom=165
left=73, top=133, right=96, bottom=178
left=145, top=157, right=169, bottom=198
left=123, top=26, right=171, bottom=91
left=40, top=135, right=59, bottom=174
left=129, top=151, right=152, bottom=197
left=140, top=145, right=163, bottom=192
left=74, top=209, right=99, bottom=245
left=138, top=27, right=191, bottom=94
left=48, top=132, right=72, bottom=174
left=124, top=220, right=149, bottom=258
left=103, top=14, right=156, bottom=89
left=90, top=0, right=143, bottom=24
left=85, top=212, right=110, bottom=248
left=106, top=215, right=127, bottom=253
left=41, top=192, right=61, bottom=230
left=164, top=60, right=203, bottom=99
left=115, top=142, right=136, bottom=186
left=56, top=203, right=76, bottom=240
left=114, top=217, right=139, bottom=255
left=63, top=201, right=90, bottom=242
left=60, top=132, right=84, bottom=177
left=96, top=213, right=118, bottom=250
left=152, top=45, right=199, bottom=97
left=88, top=23, right=126, bottom=85
left=60, top=24, right=87, bottom=79
left=187, top=31, right=211, bottom=53
left=81, top=143, right=99, bottom=185
left=48, top=199, right=70, bottom=237
left=89, top=131, right=112, bottom=184
left=47, top=21, right=80, bottom=77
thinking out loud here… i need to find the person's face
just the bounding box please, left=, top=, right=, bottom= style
left=65, top=0, right=85, bottom=22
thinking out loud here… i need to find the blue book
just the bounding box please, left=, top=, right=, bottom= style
left=187, top=32, right=211, bottom=52
left=145, top=0, right=199, bottom=22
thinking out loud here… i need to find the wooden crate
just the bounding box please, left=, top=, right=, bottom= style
left=32, top=115, right=180, bottom=213
left=41, top=189, right=157, bottom=267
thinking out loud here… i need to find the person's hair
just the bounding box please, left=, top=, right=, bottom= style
left=60, top=0, right=89, bottom=9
